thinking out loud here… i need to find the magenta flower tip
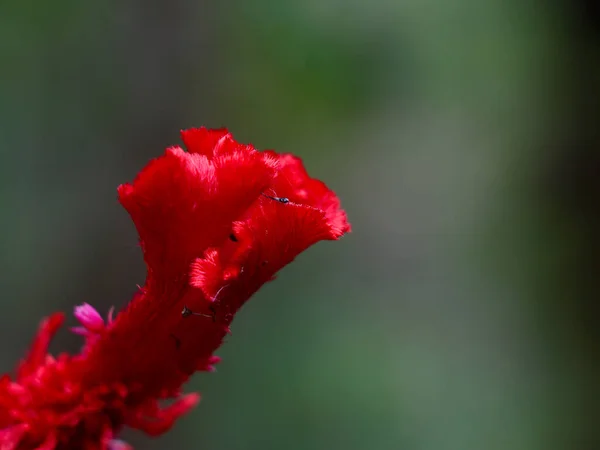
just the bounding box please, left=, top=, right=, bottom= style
left=73, top=303, right=105, bottom=332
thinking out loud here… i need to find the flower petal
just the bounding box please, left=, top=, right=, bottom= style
left=180, top=127, right=230, bottom=156
left=74, top=303, right=105, bottom=332
left=117, top=144, right=276, bottom=288
left=264, top=151, right=351, bottom=235
left=0, top=424, right=28, bottom=450
left=190, top=199, right=340, bottom=308
left=17, top=313, right=64, bottom=380
left=126, top=393, right=200, bottom=436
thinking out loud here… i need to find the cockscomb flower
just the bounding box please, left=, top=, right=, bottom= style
left=0, top=127, right=350, bottom=449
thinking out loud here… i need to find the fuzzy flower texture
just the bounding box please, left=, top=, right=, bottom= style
left=0, top=128, right=350, bottom=449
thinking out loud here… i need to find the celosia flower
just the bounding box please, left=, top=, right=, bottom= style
left=0, top=127, right=350, bottom=449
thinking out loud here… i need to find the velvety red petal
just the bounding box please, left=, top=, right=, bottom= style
left=126, top=393, right=199, bottom=436
left=189, top=248, right=223, bottom=300
left=118, top=145, right=276, bottom=288
left=263, top=151, right=350, bottom=235
left=0, top=423, right=28, bottom=449
left=17, top=313, right=64, bottom=380
left=180, top=127, right=230, bottom=157
left=35, top=433, right=58, bottom=450
left=190, top=198, right=342, bottom=312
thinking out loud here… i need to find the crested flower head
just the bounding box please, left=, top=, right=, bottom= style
left=0, top=127, right=350, bottom=449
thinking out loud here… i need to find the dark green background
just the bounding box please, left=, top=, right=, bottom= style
left=1, top=1, right=599, bottom=449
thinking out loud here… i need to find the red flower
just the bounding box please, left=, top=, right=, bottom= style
left=0, top=128, right=350, bottom=449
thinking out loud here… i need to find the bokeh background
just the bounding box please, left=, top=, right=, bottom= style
left=1, top=1, right=599, bottom=449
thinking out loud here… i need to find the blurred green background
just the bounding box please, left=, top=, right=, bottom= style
left=1, top=1, right=599, bottom=449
